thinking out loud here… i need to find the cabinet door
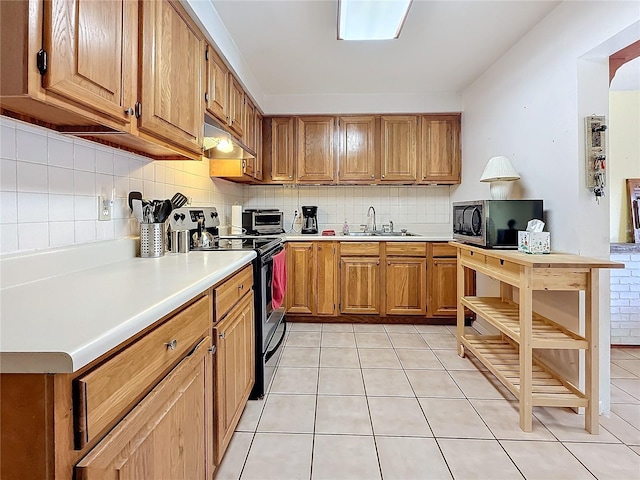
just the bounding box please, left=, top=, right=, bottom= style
left=44, top=0, right=137, bottom=128
left=420, top=115, right=461, bottom=184
left=205, top=46, right=228, bottom=125
left=427, top=258, right=458, bottom=317
left=139, top=0, right=203, bottom=154
left=297, top=117, right=336, bottom=183
left=214, top=292, right=254, bottom=465
left=228, top=76, right=244, bottom=137
left=75, top=337, right=211, bottom=480
left=244, top=97, right=256, bottom=152
left=286, top=243, right=315, bottom=314
left=317, top=242, right=338, bottom=315
left=386, top=257, right=427, bottom=315
left=340, top=257, right=380, bottom=314
left=271, top=117, right=295, bottom=182
left=254, top=112, right=263, bottom=180
left=380, top=116, right=417, bottom=182
left=338, top=116, right=377, bottom=183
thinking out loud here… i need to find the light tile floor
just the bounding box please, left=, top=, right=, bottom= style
left=216, top=323, right=640, bottom=480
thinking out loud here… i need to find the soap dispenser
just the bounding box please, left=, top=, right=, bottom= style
left=342, top=218, right=350, bottom=235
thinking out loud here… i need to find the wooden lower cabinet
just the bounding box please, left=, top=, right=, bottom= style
left=75, top=337, right=212, bottom=480
left=213, top=291, right=254, bottom=465
left=286, top=242, right=338, bottom=315
left=340, top=257, right=380, bottom=314
left=385, top=257, right=427, bottom=315
left=0, top=293, right=213, bottom=480
left=427, top=243, right=476, bottom=318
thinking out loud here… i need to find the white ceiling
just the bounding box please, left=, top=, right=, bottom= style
left=210, top=0, right=561, bottom=98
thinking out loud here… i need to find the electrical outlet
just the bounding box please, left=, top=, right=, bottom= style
left=98, top=195, right=112, bottom=221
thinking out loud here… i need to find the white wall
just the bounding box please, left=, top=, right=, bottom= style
left=458, top=2, right=640, bottom=414
left=0, top=116, right=244, bottom=254
left=609, top=91, right=640, bottom=242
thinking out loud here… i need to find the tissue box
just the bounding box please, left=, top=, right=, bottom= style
left=518, top=231, right=550, bottom=254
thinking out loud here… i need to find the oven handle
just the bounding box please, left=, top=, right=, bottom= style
left=264, top=320, right=287, bottom=363
left=262, top=244, right=284, bottom=263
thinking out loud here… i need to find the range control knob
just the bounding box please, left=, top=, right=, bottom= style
left=173, top=213, right=181, bottom=222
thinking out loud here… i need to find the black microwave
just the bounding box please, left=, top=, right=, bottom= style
left=453, top=200, right=544, bottom=249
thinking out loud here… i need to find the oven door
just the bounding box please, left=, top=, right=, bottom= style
left=260, top=245, right=285, bottom=349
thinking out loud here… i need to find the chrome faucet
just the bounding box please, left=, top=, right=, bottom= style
left=367, top=206, right=376, bottom=232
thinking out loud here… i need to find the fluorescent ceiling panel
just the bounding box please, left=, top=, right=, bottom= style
left=338, top=0, right=412, bottom=41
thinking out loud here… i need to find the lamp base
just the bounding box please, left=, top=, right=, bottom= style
left=489, top=181, right=513, bottom=200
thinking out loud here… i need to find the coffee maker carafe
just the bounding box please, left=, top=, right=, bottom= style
left=301, top=206, right=318, bottom=234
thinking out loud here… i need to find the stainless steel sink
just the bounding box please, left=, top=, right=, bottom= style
left=342, top=231, right=419, bottom=237
left=373, top=231, right=419, bottom=237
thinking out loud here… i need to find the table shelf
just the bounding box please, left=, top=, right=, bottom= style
left=461, top=297, right=588, bottom=349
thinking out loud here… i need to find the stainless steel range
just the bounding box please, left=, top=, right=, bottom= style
left=169, top=207, right=286, bottom=399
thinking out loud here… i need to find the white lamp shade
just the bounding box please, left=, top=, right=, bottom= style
left=480, top=156, right=521, bottom=182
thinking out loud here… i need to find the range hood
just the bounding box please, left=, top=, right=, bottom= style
left=203, top=116, right=254, bottom=160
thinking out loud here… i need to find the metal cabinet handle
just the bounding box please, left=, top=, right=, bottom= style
left=371, top=174, right=375, bottom=178
left=124, top=107, right=135, bottom=116
left=208, top=345, right=217, bottom=355
left=238, top=284, right=244, bottom=290
left=219, top=332, right=226, bottom=339
left=381, top=174, right=385, bottom=178
left=165, top=339, right=178, bottom=350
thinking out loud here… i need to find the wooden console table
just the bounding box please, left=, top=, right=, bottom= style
left=451, top=242, right=624, bottom=433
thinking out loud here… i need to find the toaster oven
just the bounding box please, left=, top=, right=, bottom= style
left=242, top=209, right=284, bottom=235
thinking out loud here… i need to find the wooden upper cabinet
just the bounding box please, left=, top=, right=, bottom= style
left=43, top=0, right=137, bottom=129
left=254, top=111, right=263, bottom=181
left=205, top=45, right=228, bottom=126
left=228, top=76, right=244, bottom=138
left=244, top=97, right=256, bottom=152
left=297, top=117, right=336, bottom=183
left=380, top=116, right=417, bottom=182
left=338, top=116, right=377, bottom=183
left=139, top=0, right=204, bottom=155
left=420, top=115, right=461, bottom=184
left=270, top=117, right=295, bottom=182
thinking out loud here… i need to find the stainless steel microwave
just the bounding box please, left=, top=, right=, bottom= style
left=453, top=200, right=544, bottom=248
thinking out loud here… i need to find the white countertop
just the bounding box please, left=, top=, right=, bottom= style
left=0, top=248, right=255, bottom=374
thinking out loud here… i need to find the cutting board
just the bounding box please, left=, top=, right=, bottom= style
left=628, top=178, right=640, bottom=243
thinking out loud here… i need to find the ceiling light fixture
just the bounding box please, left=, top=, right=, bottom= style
left=338, top=0, right=412, bottom=41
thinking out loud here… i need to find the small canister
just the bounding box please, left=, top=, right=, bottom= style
left=169, top=230, right=179, bottom=253
left=178, top=230, right=190, bottom=253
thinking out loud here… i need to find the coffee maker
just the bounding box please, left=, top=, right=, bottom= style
left=301, top=206, right=318, bottom=234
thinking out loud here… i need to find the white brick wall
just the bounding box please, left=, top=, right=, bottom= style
left=610, top=252, right=640, bottom=345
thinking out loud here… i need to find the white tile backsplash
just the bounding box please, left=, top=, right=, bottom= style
left=1, top=159, right=17, bottom=191
left=17, top=161, right=48, bottom=193
left=0, top=125, right=16, bottom=159
left=47, top=137, right=74, bottom=168
left=0, top=116, right=245, bottom=254
left=73, top=143, right=96, bottom=172
left=16, top=129, right=47, bottom=164
left=18, top=193, right=48, bottom=223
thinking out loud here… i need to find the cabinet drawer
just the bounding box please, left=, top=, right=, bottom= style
left=431, top=243, right=457, bottom=258
left=340, top=242, right=380, bottom=256
left=461, top=249, right=485, bottom=267
left=74, top=295, right=210, bottom=448
left=214, top=264, right=254, bottom=320
left=486, top=256, right=521, bottom=281
left=386, top=242, right=426, bottom=256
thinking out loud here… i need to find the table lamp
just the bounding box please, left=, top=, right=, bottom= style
left=480, top=156, right=521, bottom=200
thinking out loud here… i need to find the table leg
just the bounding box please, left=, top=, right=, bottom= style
left=457, top=251, right=465, bottom=357
left=519, top=268, right=533, bottom=432
left=585, top=269, right=600, bottom=434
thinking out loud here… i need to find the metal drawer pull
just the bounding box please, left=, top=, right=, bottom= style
left=208, top=345, right=217, bottom=355
left=219, top=332, right=226, bottom=339
left=238, top=284, right=244, bottom=290
left=165, top=339, right=178, bottom=350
